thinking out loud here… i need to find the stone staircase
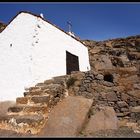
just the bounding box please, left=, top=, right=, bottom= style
left=0, top=75, right=68, bottom=135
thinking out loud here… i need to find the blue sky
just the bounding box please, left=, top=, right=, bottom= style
left=0, top=2, right=140, bottom=41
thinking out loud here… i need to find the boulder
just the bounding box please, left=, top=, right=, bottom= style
left=39, top=96, right=93, bottom=136
left=120, top=55, right=130, bottom=65
left=83, top=106, right=118, bottom=134
left=92, top=55, right=113, bottom=70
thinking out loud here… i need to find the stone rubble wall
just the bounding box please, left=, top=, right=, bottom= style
left=79, top=35, right=140, bottom=127
left=68, top=70, right=140, bottom=125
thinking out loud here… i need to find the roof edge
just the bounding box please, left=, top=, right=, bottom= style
left=1, top=11, right=85, bottom=46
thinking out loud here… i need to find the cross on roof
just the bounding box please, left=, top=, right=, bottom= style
left=67, top=21, right=72, bottom=32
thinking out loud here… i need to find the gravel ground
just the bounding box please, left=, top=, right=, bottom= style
left=0, top=129, right=35, bottom=137
left=0, top=127, right=140, bottom=137
left=78, top=127, right=140, bottom=138
left=0, top=129, right=23, bottom=137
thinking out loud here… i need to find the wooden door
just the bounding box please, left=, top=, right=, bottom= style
left=66, top=51, right=79, bottom=74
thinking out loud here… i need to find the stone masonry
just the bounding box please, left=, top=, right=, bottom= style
left=0, top=75, right=68, bottom=135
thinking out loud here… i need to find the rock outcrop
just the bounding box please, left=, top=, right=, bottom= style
left=83, top=106, right=118, bottom=135
left=39, top=96, right=93, bottom=136
left=0, top=21, right=6, bottom=33
left=82, top=35, right=140, bottom=72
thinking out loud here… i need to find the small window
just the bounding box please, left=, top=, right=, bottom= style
left=104, top=74, right=113, bottom=83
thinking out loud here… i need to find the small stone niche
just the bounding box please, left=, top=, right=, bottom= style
left=104, top=74, right=113, bottom=83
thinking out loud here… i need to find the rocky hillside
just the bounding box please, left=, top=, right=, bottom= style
left=82, top=35, right=140, bottom=71
left=0, top=21, right=6, bottom=33
left=81, top=35, right=140, bottom=113
left=67, top=35, right=140, bottom=136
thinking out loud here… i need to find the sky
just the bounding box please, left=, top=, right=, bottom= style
left=0, top=2, right=140, bottom=41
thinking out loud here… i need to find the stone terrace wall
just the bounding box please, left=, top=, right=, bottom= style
left=67, top=69, right=140, bottom=124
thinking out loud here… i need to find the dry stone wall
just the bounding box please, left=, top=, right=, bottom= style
left=79, top=35, right=140, bottom=126
left=68, top=69, right=140, bottom=125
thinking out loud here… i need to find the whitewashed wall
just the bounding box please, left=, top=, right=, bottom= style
left=0, top=12, right=90, bottom=101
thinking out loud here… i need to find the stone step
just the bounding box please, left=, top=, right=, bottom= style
left=53, top=75, right=68, bottom=85
left=35, top=83, right=47, bottom=87
left=28, top=84, right=54, bottom=92
left=8, top=105, right=48, bottom=114
left=43, top=84, right=64, bottom=93
left=44, top=76, right=67, bottom=85
left=16, top=97, right=30, bottom=104
left=23, top=106, right=48, bottom=114
left=27, top=86, right=64, bottom=97
left=24, top=90, right=44, bottom=97
left=37, top=85, right=51, bottom=90
left=29, top=86, right=41, bottom=91
left=21, top=94, right=52, bottom=106
left=0, top=114, right=44, bottom=123
left=53, top=75, right=67, bottom=80
left=25, top=86, right=41, bottom=92
left=30, top=95, right=51, bottom=104
left=8, top=105, right=24, bottom=113
left=14, top=114, right=44, bottom=126
left=0, top=114, right=45, bottom=134
left=24, top=83, right=65, bottom=97
left=0, top=114, right=15, bottom=123
left=44, top=79, right=54, bottom=85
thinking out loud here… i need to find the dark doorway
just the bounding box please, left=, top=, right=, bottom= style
left=66, top=51, right=79, bottom=74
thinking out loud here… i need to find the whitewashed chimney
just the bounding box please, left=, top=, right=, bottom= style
left=40, top=13, right=44, bottom=18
